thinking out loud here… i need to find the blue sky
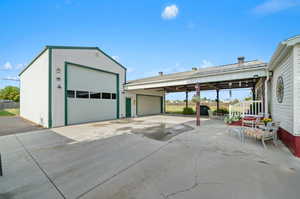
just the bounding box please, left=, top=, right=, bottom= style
left=0, top=0, right=300, bottom=100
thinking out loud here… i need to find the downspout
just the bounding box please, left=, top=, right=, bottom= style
left=264, top=69, right=270, bottom=118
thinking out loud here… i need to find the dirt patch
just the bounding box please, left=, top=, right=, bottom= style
left=91, top=123, right=108, bottom=127
left=116, top=127, right=133, bottom=131
left=110, top=119, right=136, bottom=124
left=132, top=123, right=194, bottom=141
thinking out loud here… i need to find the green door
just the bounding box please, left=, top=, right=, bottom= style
left=126, top=98, right=132, bottom=118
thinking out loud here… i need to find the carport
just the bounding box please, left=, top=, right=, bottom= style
left=125, top=58, right=268, bottom=125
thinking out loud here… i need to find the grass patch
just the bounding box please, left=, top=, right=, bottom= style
left=0, top=108, right=19, bottom=116
left=166, top=104, right=196, bottom=114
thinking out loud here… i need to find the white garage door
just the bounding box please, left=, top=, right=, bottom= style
left=66, top=64, right=118, bottom=125
left=137, top=95, right=162, bottom=116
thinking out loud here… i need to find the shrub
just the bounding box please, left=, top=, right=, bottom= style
left=182, top=107, right=195, bottom=115
left=213, top=108, right=229, bottom=115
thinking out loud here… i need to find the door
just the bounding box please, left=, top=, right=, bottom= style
left=126, top=98, right=132, bottom=118
left=65, top=63, right=118, bottom=125
left=136, top=95, right=162, bottom=116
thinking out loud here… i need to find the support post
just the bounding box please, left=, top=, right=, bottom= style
left=195, top=83, right=200, bottom=126
left=185, top=90, right=188, bottom=109
left=0, top=153, right=2, bottom=176
left=252, top=86, right=256, bottom=101
left=216, top=89, right=220, bottom=112
left=264, top=76, right=269, bottom=118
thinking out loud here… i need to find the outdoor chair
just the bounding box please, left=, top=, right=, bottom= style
left=241, top=122, right=280, bottom=148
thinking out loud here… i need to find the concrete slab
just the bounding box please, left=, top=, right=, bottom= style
left=0, top=135, right=63, bottom=199
left=0, top=116, right=43, bottom=137
left=0, top=115, right=299, bottom=199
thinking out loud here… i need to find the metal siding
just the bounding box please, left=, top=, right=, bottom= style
left=20, top=50, right=49, bottom=127
left=51, top=48, right=125, bottom=127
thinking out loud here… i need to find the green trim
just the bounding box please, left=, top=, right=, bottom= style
left=19, top=45, right=127, bottom=76
left=136, top=94, right=163, bottom=116
left=116, top=74, right=120, bottom=119
left=19, top=47, right=48, bottom=76
left=64, top=62, right=120, bottom=125
left=65, top=62, right=118, bottom=75
left=48, top=49, right=52, bottom=128
left=64, top=63, right=68, bottom=126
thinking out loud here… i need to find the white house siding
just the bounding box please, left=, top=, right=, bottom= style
left=20, top=50, right=49, bottom=127
left=51, top=48, right=126, bottom=127
left=125, top=89, right=165, bottom=117
left=271, top=51, right=294, bottom=134
left=293, top=44, right=300, bottom=135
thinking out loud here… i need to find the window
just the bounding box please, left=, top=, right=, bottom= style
left=111, top=93, right=116, bottom=99
left=102, top=92, right=111, bottom=99
left=76, top=91, right=89, bottom=98
left=90, top=92, right=101, bottom=99
left=67, top=90, right=75, bottom=98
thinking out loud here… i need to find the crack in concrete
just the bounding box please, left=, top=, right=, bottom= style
left=76, top=141, right=172, bottom=199
left=161, top=153, right=223, bottom=199
left=14, top=134, right=66, bottom=199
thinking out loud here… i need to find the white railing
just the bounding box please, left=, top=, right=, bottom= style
left=229, top=100, right=264, bottom=117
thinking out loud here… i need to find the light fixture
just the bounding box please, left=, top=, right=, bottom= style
left=56, top=68, right=61, bottom=74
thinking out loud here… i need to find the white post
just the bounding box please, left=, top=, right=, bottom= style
left=264, top=73, right=269, bottom=118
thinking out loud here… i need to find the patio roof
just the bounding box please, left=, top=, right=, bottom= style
left=126, top=60, right=267, bottom=92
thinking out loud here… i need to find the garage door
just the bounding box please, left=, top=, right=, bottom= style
left=137, top=95, right=162, bottom=116
left=65, top=64, right=118, bottom=125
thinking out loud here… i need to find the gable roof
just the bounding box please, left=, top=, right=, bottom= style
left=268, top=35, right=300, bottom=70
left=19, top=45, right=126, bottom=76
left=127, top=60, right=267, bottom=86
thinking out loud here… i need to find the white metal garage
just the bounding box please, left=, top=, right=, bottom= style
left=65, top=63, right=118, bottom=125
left=136, top=95, right=162, bottom=116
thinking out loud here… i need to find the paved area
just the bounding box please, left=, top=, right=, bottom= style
left=0, top=115, right=300, bottom=199
left=0, top=116, right=43, bottom=136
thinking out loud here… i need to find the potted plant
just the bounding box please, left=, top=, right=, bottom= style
left=262, top=118, right=272, bottom=126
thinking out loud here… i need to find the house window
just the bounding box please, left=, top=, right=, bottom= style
left=112, top=93, right=116, bottom=99
left=76, top=91, right=89, bottom=98
left=102, top=92, right=111, bottom=99
left=90, top=92, right=101, bottom=99
left=276, top=76, right=284, bottom=103
left=67, top=90, right=75, bottom=98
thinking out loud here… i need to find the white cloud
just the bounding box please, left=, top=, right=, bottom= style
left=161, top=4, right=179, bottom=20
left=253, top=0, right=300, bottom=14
left=2, top=76, right=20, bottom=81
left=2, top=62, right=13, bottom=70
left=199, top=60, right=214, bottom=68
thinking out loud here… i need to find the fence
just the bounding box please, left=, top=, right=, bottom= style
left=0, top=101, right=19, bottom=110
left=229, top=100, right=264, bottom=117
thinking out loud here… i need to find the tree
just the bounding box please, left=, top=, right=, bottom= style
left=0, top=86, right=20, bottom=102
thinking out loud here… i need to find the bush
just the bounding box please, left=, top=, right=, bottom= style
left=182, top=107, right=195, bottom=115
left=213, top=108, right=229, bottom=115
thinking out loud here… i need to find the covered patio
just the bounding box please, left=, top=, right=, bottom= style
left=126, top=57, right=268, bottom=124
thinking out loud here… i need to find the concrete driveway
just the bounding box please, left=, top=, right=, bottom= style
left=0, top=116, right=43, bottom=136
left=0, top=115, right=300, bottom=199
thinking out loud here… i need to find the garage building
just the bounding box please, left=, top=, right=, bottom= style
left=19, top=46, right=164, bottom=128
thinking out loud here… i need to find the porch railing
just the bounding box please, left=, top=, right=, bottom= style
left=229, top=100, right=264, bottom=117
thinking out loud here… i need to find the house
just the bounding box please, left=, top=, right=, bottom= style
left=19, top=46, right=164, bottom=128
left=19, top=35, right=300, bottom=157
